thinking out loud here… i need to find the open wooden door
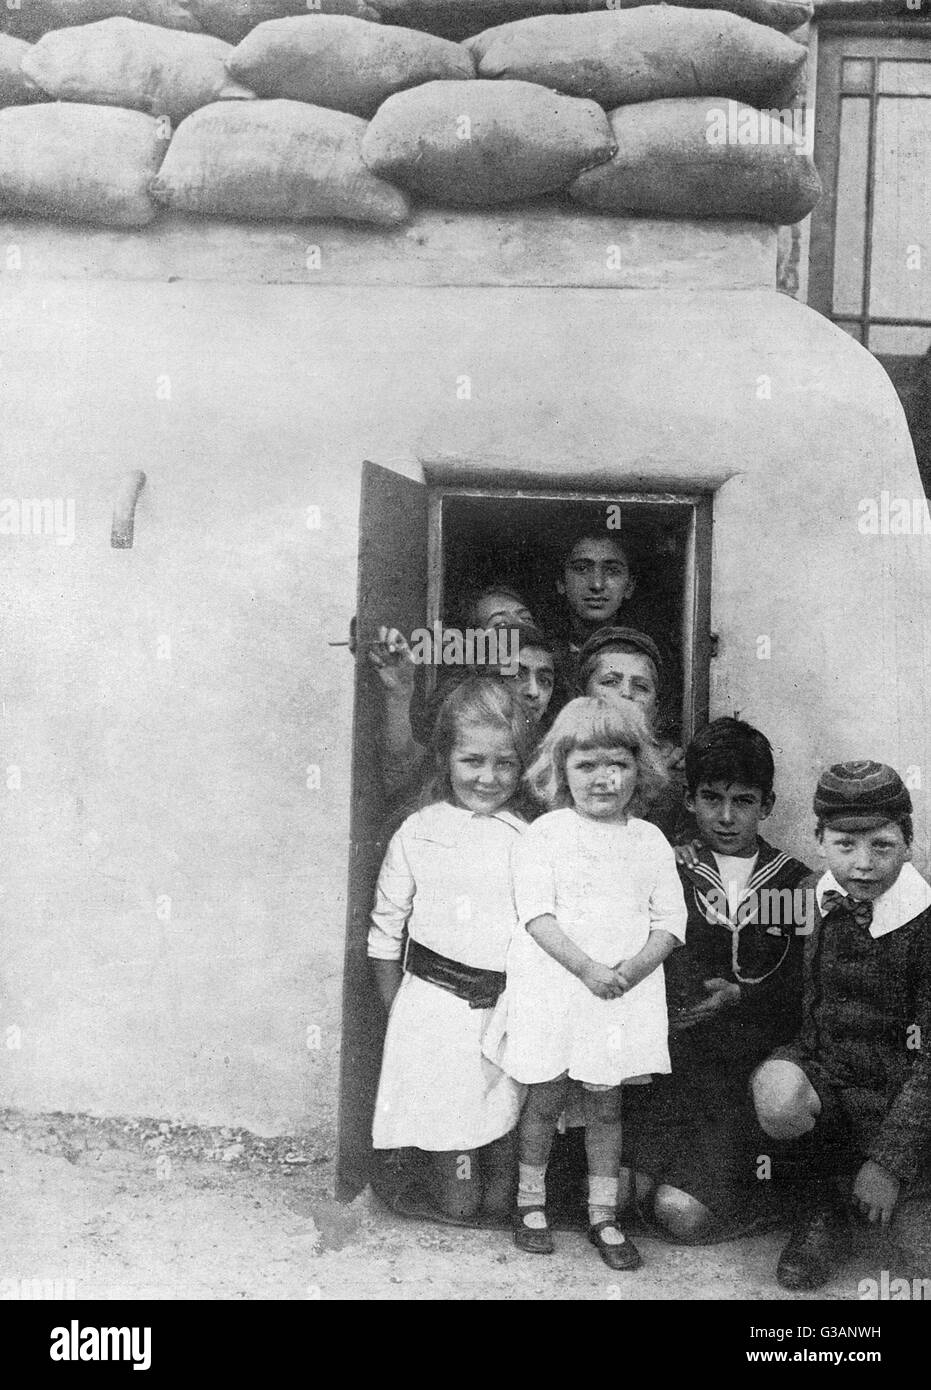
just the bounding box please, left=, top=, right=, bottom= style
left=336, top=459, right=429, bottom=1199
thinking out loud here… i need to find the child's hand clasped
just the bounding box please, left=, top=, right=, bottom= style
left=580, top=961, right=628, bottom=999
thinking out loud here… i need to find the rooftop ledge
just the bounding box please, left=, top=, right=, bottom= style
left=0, top=206, right=776, bottom=290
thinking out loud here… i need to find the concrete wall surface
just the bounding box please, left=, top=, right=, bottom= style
left=0, top=270, right=925, bottom=1133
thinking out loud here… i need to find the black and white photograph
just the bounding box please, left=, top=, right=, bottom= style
left=1, top=0, right=930, bottom=1345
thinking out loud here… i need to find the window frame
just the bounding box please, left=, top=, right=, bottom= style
left=810, top=20, right=931, bottom=348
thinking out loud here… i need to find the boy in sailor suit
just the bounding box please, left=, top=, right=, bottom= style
left=634, top=718, right=810, bottom=1240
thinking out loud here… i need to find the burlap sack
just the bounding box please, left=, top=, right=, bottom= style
left=361, top=78, right=615, bottom=205
left=151, top=98, right=410, bottom=222
left=370, top=0, right=566, bottom=42
left=571, top=0, right=812, bottom=33
left=0, top=0, right=201, bottom=43
left=190, top=0, right=381, bottom=46
left=0, top=34, right=39, bottom=105
left=369, top=0, right=812, bottom=42
left=228, top=15, right=473, bottom=117
left=568, top=96, right=822, bottom=223
left=469, top=9, right=806, bottom=110
left=0, top=102, right=163, bottom=225
left=21, top=19, right=254, bottom=122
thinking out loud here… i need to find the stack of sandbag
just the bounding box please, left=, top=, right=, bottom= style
left=0, top=103, right=163, bottom=224
left=0, top=34, right=40, bottom=104
left=0, top=0, right=820, bottom=227
left=226, top=15, right=473, bottom=117
left=150, top=99, right=410, bottom=222
left=368, top=0, right=813, bottom=42
left=20, top=18, right=255, bottom=121
left=360, top=78, right=614, bottom=204
left=465, top=8, right=807, bottom=109
left=569, top=97, right=820, bottom=222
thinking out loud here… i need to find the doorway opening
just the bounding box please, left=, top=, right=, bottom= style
left=337, top=465, right=714, bottom=1199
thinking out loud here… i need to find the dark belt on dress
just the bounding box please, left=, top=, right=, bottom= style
left=404, top=938, right=506, bottom=1010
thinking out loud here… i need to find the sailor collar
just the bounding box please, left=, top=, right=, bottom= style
left=682, top=838, right=797, bottom=916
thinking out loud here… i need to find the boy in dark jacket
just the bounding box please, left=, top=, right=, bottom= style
left=753, top=761, right=931, bottom=1290
left=634, top=718, right=810, bottom=1240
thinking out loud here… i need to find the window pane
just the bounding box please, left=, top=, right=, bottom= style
left=878, top=61, right=931, bottom=95
left=835, top=320, right=863, bottom=342
left=869, top=97, right=931, bottom=320
left=832, top=97, right=870, bottom=316
left=868, top=325, right=931, bottom=354
left=842, top=58, right=874, bottom=93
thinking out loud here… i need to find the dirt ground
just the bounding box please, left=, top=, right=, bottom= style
left=1, top=1109, right=927, bottom=1302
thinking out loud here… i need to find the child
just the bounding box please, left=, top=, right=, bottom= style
left=577, top=626, right=686, bottom=842
left=490, top=696, right=687, bottom=1269
left=367, top=677, right=531, bottom=1223
left=635, top=718, right=810, bottom=1240
left=753, top=761, right=931, bottom=1291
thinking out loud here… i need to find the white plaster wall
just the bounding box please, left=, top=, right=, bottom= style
left=0, top=277, right=925, bottom=1132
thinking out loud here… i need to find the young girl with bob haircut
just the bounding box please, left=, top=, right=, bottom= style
left=488, top=697, right=688, bottom=1268
left=368, top=677, right=533, bottom=1223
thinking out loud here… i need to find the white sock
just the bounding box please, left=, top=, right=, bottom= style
left=589, top=1175, right=624, bottom=1241
left=517, top=1162, right=547, bottom=1227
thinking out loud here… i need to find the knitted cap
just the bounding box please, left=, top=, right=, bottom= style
left=813, top=761, right=911, bottom=830
left=577, top=626, right=665, bottom=685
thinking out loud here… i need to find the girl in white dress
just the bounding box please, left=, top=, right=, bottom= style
left=368, top=677, right=531, bottom=1223
left=492, top=697, right=687, bottom=1268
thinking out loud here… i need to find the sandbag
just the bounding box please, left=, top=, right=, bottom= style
left=361, top=78, right=615, bottom=205
left=21, top=19, right=254, bottom=122
left=468, top=8, right=806, bottom=110
left=0, top=34, right=39, bottom=105
left=568, top=97, right=822, bottom=223
left=228, top=15, right=473, bottom=117
left=601, top=0, right=813, bottom=31
left=371, top=0, right=568, bottom=43
left=0, top=102, right=162, bottom=225
left=151, top=98, right=410, bottom=223
left=190, top=0, right=381, bottom=46
left=0, top=0, right=201, bottom=43
left=370, top=0, right=812, bottom=42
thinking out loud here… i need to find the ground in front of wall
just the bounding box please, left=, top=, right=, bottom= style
left=1, top=1111, right=927, bottom=1302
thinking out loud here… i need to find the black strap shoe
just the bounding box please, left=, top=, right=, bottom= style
left=588, top=1220, right=643, bottom=1271
left=776, top=1203, right=851, bottom=1291
left=513, top=1206, right=555, bottom=1255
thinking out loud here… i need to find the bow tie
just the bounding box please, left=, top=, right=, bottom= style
left=821, top=889, right=874, bottom=930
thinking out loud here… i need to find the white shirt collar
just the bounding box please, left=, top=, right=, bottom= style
left=419, top=801, right=525, bottom=838
left=816, top=862, right=931, bottom=938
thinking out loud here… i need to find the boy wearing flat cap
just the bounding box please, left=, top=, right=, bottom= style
left=752, top=761, right=931, bottom=1291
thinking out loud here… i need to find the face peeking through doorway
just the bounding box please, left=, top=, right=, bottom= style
left=557, top=535, right=636, bottom=631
